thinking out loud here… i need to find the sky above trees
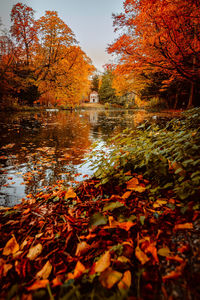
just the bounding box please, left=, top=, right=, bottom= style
left=0, top=0, right=123, bottom=72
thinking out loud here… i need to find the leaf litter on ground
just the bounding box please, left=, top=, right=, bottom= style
left=0, top=171, right=199, bottom=300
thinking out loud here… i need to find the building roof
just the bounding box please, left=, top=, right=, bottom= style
left=90, top=91, right=98, bottom=95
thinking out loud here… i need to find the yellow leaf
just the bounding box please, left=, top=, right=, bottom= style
left=135, top=246, right=150, bottom=265
left=94, top=251, right=111, bottom=273
left=99, top=267, right=122, bottom=289
left=133, top=186, right=146, bottom=193
left=118, top=270, right=131, bottom=290
left=64, top=187, right=77, bottom=200
left=153, top=199, right=167, bottom=208
left=36, top=261, right=52, bottom=279
left=27, top=279, right=49, bottom=291
left=27, top=244, right=42, bottom=260
left=174, top=223, right=193, bottom=230
left=158, top=247, right=171, bottom=257
left=75, top=241, right=91, bottom=257
left=3, top=235, right=19, bottom=256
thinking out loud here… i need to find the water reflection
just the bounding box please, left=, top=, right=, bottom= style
left=0, top=109, right=179, bottom=206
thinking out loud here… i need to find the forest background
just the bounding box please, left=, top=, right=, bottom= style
left=0, top=0, right=200, bottom=110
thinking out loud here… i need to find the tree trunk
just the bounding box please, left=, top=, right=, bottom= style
left=187, top=81, right=194, bottom=109
left=174, top=93, right=179, bottom=109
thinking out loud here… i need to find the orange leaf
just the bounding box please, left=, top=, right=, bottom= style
left=117, top=221, right=136, bottom=231
left=118, top=270, right=131, bottom=290
left=27, top=279, right=49, bottom=291
left=67, top=261, right=86, bottom=279
left=162, top=262, right=186, bottom=282
left=52, top=277, right=62, bottom=287
left=166, top=255, right=184, bottom=263
left=27, top=244, right=42, bottom=260
left=94, top=251, right=111, bottom=273
left=174, top=223, right=193, bottom=230
left=3, top=235, right=19, bottom=256
left=64, top=187, right=76, bottom=200
left=122, top=191, right=132, bottom=199
left=135, top=246, right=150, bottom=265
left=75, top=241, right=91, bottom=257
left=99, top=267, right=122, bottom=289
left=36, top=261, right=52, bottom=279
left=145, top=244, right=159, bottom=263
left=126, top=177, right=139, bottom=189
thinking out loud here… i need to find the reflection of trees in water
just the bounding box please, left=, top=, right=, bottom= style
left=0, top=111, right=91, bottom=201
left=88, top=110, right=136, bottom=140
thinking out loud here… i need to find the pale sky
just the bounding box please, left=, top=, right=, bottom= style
left=0, top=0, right=123, bottom=72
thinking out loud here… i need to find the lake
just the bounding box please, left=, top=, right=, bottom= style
left=0, top=108, right=180, bottom=206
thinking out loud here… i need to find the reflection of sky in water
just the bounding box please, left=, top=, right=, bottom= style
left=0, top=109, right=178, bottom=206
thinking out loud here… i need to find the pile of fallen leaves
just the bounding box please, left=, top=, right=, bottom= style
left=0, top=174, right=200, bottom=299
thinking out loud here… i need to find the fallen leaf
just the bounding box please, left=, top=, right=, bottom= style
left=174, top=223, right=193, bottom=230
left=162, top=263, right=186, bottom=282
left=135, top=246, right=150, bottom=265
left=36, top=261, right=52, bottom=279
left=94, top=251, right=111, bottom=273
left=67, top=261, right=86, bottom=279
left=127, top=177, right=139, bottom=189
left=3, top=235, right=19, bottom=256
left=52, top=277, right=62, bottom=287
left=145, top=244, right=159, bottom=263
left=118, top=270, right=131, bottom=290
left=27, top=244, right=42, bottom=260
left=133, top=186, right=146, bottom=193
left=99, top=267, right=122, bottom=289
left=64, top=187, right=77, bottom=200
left=158, top=247, right=171, bottom=257
left=166, top=255, right=184, bottom=263
left=75, top=241, right=91, bottom=256
left=89, top=212, right=108, bottom=227
left=122, top=191, right=132, bottom=199
left=27, top=279, right=49, bottom=291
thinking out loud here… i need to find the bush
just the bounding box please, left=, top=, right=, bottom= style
left=87, top=108, right=200, bottom=202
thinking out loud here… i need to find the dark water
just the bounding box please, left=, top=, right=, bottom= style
left=0, top=108, right=179, bottom=206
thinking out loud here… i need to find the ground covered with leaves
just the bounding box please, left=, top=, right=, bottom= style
left=0, top=175, right=199, bottom=300
left=0, top=108, right=200, bottom=300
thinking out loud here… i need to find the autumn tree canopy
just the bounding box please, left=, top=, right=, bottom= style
left=0, top=3, right=94, bottom=107
left=108, top=0, right=200, bottom=108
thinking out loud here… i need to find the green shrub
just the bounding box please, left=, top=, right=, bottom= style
left=87, top=108, right=200, bottom=202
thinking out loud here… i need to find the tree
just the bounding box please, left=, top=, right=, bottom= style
left=99, top=69, right=120, bottom=104
left=108, top=0, right=200, bottom=107
left=36, top=11, right=76, bottom=85
left=91, top=74, right=99, bottom=92
left=10, top=2, right=38, bottom=66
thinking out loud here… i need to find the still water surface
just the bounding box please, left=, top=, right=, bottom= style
left=0, top=109, right=179, bottom=206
